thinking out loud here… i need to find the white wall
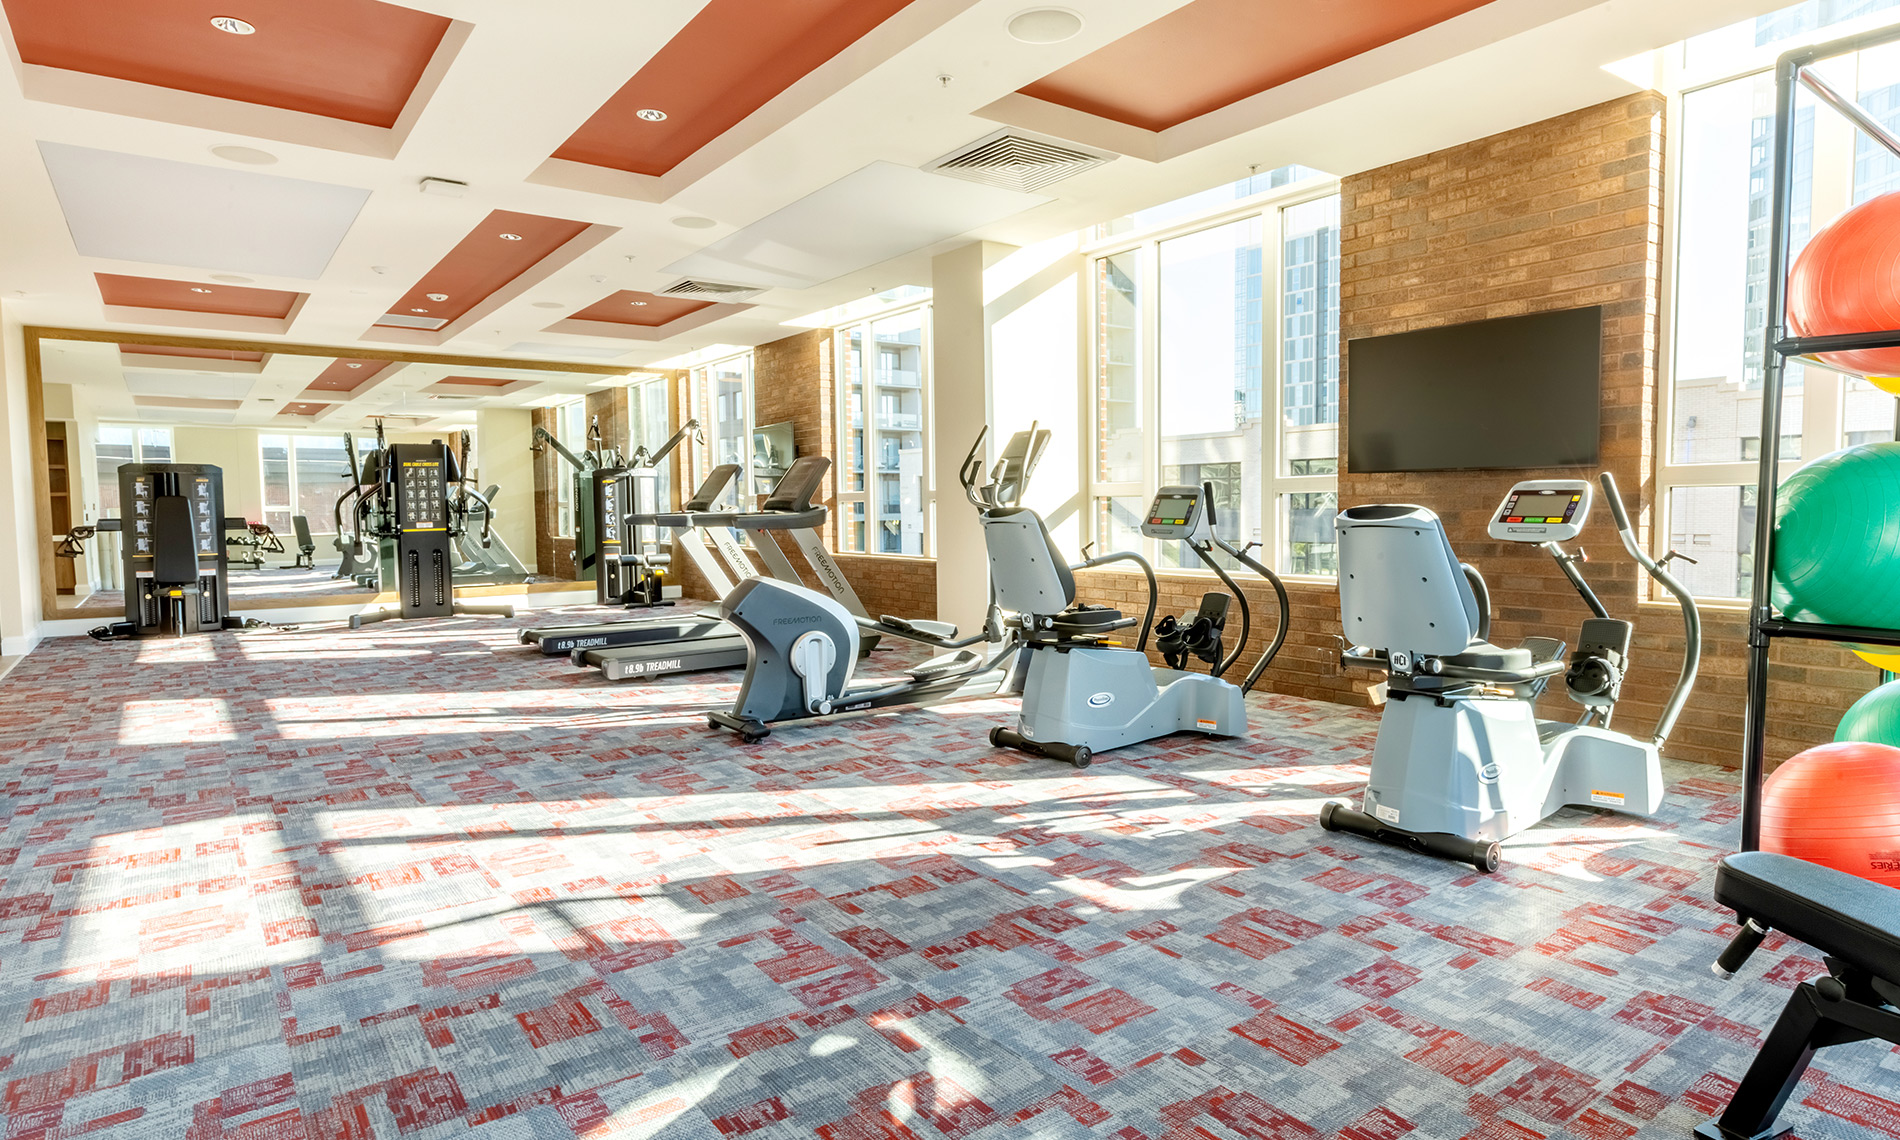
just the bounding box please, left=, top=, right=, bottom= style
left=931, top=241, right=1010, bottom=633
left=474, top=408, right=536, bottom=572
left=986, top=234, right=1087, bottom=555
left=0, top=302, right=41, bottom=656
left=171, top=426, right=265, bottom=523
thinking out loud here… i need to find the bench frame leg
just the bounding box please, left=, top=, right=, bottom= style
left=1698, top=963, right=1900, bottom=1140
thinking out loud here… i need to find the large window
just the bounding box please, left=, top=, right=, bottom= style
left=94, top=425, right=172, bottom=516
left=552, top=399, right=586, bottom=538
left=836, top=305, right=932, bottom=555
left=259, top=434, right=355, bottom=534
left=628, top=374, right=673, bottom=510
left=689, top=352, right=753, bottom=512
left=1088, top=172, right=1341, bottom=577
left=1664, top=3, right=1900, bottom=599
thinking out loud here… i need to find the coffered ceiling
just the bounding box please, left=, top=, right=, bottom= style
left=0, top=0, right=1784, bottom=431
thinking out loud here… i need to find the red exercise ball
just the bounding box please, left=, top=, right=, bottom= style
left=1760, top=740, right=1900, bottom=888
left=1786, top=191, right=1900, bottom=375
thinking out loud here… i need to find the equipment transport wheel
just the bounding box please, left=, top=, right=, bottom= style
left=1475, top=842, right=1501, bottom=874
left=1069, top=746, right=1092, bottom=770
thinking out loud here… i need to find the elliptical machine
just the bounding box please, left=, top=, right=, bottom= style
left=987, top=482, right=1290, bottom=767
left=1319, top=472, right=1701, bottom=872
left=705, top=427, right=1049, bottom=743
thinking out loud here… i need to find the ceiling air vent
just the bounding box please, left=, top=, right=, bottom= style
left=925, top=129, right=1114, bottom=194
left=657, top=278, right=766, bottom=302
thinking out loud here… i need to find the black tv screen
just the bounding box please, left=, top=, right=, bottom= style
left=1345, top=306, right=1602, bottom=473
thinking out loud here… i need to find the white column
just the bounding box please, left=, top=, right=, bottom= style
left=476, top=407, right=538, bottom=573
left=0, top=303, right=43, bottom=655
left=931, top=240, right=1012, bottom=632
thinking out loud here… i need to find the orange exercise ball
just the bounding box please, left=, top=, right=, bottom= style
left=1761, top=740, right=1900, bottom=888
left=1787, top=192, right=1900, bottom=375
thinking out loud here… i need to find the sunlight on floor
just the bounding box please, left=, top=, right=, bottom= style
left=115, top=697, right=234, bottom=745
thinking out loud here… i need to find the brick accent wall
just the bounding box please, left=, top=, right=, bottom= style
left=1333, top=92, right=1871, bottom=768
left=1072, top=94, right=1876, bottom=768
left=530, top=407, right=576, bottom=580
left=646, top=330, right=940, bottom=618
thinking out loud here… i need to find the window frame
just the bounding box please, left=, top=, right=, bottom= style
left=94, top=423, right=173, bottom=516
left=1081, top=174, right=1343, bottom=581
left=551, top=398, right=586, bottom=539
left=259, top=431, right=356, bottom=535
left=832, top=300, right=935, bottom=558
left=686, top=349, right=755, bottom=514
left=1656, top=23, right=1900, bottom=604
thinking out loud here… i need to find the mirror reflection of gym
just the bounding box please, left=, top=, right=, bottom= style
left=26, top=327, right=636, bottom=630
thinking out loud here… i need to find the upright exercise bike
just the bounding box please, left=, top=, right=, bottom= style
left=1320, top=472, right=1701, bottom=871
left=988, top=481, right=1290, bottom=767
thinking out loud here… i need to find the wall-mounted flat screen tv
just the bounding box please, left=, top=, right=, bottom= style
left=1345, top=305, right=1602, bottom=473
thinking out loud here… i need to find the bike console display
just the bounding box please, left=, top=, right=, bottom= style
left=1486, top=479, right=1592, bottom=543
left=1141, top=485, right=1212, bottom=541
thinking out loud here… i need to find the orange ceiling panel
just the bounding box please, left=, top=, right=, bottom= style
left=569, top=290, right=712, bottom=327
left=304, top=359, right=394, bottom=393
left=435, top=375, right=518, bottom=388
left=119, top=343, right=266, bottom=363
left=553, top=0, right=915, bottom=177
left=1, top=0, right=452, bottom=128
left=374, top=210, right=591, bottom=331
left=1018, top=0, right=1493, bottom=132
left=280, top=402, right=331, bottom=417
left=97, top=273, right=302, bottom=318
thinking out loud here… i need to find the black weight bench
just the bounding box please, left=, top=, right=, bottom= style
left=1698, top=850, right=1900, bottom=1140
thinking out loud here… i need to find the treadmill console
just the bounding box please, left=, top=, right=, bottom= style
left=1487, top=479, right=1591, bottom=543
left=1141, top=485, right=1213, bottom=541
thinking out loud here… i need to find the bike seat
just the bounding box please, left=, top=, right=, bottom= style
left=1440, top=641, right=1535, bottom=672
left=1716, top=851, right=1900, bottom=986
left=1048, top=605, right=1130, bottom=637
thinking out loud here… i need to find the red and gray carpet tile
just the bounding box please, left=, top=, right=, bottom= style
left=0, top=606, right=1890, bottom=1138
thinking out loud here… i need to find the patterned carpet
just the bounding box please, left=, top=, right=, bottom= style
left=0, top=604, right=1893, bottom=1139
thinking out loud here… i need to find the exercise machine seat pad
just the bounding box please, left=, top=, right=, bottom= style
left=152, top=497, right=200, bottom=585
left=1441, top=641, right=1535, bottom=672
left=1717, top=851, right=1900, bottom=983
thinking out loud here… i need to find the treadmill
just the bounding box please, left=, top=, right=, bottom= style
left=518, top=464, right=747, bottom=654
left=574, top=456, right=876, bottom=682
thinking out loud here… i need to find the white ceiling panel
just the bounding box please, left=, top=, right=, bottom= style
left=39, top=142, right=373, bottom=279
left=505, top=342, right=632, bottom=359
left=662, top=162, right=1049, bottom=290
left=128, top=407, right=240, bottom=424
left=124, top=371, right=258, bottom=400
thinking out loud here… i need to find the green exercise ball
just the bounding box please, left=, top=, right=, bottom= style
left=1838, top=680, right=1900, bottom=747
left=1771, top=441, right=1900, bottom=629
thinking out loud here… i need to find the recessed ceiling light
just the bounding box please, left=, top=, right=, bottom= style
left=411, top=308, right=429, bottom=313
left=209, top=144, right=275, bottom=165
left=346, top=362, right=363, bottom=369
left=190, top=287, right=213, bottom=293
left=499, top=233, right=523, bottom=241
left=531, top=301, right=564, bottom=309
left=209, top=16, right=255, bottom=35
left=426, top=292, right=448, bottom=302
left=631, top=300, right=649, bottom=306
left=259, top=397, right=275, bottom=403
left=671, top=216, right=716, bottom=229
left=1007, top=7, right=1083, bottom=43
left=636, top=108, right=668, bottom=122
left=209, top=273, right=253, bottom=283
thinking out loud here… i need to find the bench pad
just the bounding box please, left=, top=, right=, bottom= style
left=1716, top=851, right=1900, bottom=984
